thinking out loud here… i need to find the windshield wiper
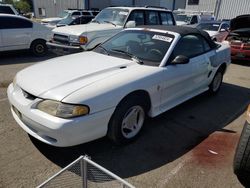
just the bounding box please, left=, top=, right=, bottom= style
left=98, top=45, right=109, bottom=55
left=111, top=49, right=143, bottom=64
left=104, top=20, right=116, bottom=27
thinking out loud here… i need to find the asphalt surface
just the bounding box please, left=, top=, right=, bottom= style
left=0, top=51, right=249, bottom=188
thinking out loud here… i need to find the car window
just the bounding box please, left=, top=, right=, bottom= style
left=160, top=12, right=174, bottom=25
left=127, top=10, right=145, bottom=26
left=145, top=11, right=160, bottom=25
left=172, top=35, right=204, bottom=58
left=82, top=12, right=91, bottom=16
left=190, top=16, right=198, bottom=24
left=72, top=12, right=81, bottom=16
left=0, top=6, right=15, bottom=14
left=0, top=16, right=32, bottom=29
left=221, top=23, right=229, bottom=31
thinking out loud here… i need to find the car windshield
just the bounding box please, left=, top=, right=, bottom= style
left=58, top=10, right=70, bottom=18
left=57, top=17, right=74, bottom=25
left=95, top=30, right=174, bottom=66
left=174, top=14, right=192, bottom=23
left=197, top=23, right=220, bottom=31
left=92, top=8, right=129, bottom=26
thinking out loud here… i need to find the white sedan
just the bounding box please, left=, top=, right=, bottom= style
left=7, top=26, right=231, bottom=147
left=0, top=14, right=51, bottom=56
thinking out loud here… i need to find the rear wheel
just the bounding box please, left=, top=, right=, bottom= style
left=234, top=121, right=250, bottom=187
left=30, top=40, right=48, bottom=56
left=108, top=97, right=147, bottom=144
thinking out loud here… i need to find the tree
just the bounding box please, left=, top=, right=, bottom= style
left=14, top=0, right=31, bottom=13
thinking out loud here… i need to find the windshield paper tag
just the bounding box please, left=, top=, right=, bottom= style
left=119, top=11, right=128, bottom=16
left=152, top=35, right=173, bottom=42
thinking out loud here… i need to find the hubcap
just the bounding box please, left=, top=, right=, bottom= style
left=213, top=72, right=222, bottom=91
left=121, top=105, right=145, bottom=139
left=35, top=44, right=44, bottom=54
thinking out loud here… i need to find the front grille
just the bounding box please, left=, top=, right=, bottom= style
left=53, top=34, right=69, bottom=45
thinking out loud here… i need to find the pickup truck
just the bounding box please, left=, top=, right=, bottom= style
left=47, top=6, right=176, bottom=54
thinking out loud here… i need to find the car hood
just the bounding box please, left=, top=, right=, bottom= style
left=16, top=51, right=134, bottom=101
left=230, top=15, right=250, bottom=31
left=41, top=17, right=62, bottom=23
left=52, top=22, right=121, bottom=36
left=204, top=30, right=218, bottom=37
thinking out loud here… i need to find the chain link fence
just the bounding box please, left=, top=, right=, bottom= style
left=37, top=156, right=135, bottom=188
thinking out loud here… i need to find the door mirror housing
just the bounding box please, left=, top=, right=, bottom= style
left=171, top=55, right=189, bottom=65
left=125, top=21, right=136, bottom=28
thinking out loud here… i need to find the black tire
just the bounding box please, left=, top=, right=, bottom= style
left=107, top=96, right=147, bottom=145
left=208, top=69, right=223, bottom=94
left=234, top=121, right=250, bottom=187
left=30, top=40, right=48, bottom=56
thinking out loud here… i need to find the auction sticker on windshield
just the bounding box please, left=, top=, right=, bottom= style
left=152, top=35, right=173, bottom=42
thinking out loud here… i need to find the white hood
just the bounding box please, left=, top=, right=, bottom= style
left=16, top=52, right=134, bottom=101
left=204, top=30, right=218, bottom=37
left=52, top=22, right=122, bottom=36
left=41, top=17, right=63, bottom=23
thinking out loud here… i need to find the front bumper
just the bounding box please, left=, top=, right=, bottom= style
left=7, top=84, right=115, bottom=147
left=46, top=42, right=82, bottom=54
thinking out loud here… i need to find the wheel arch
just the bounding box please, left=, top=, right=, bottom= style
left=30, top=38, right=47, bottom=48
left=218, top=62, right=227, bottom=75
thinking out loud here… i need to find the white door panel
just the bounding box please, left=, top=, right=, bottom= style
left=2, top=28, right=32, bottom=51
left=160, top=63, right=194, bottom=111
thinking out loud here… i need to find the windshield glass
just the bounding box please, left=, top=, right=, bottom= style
left=93, top=8, right=129, bottom=26
left=197, top=23, right=220, bottom=31
left=57, top=17, right=73, bottom=25
left=58, top=10, right=70, bottom=18
left=95, top=30, right=174, bottom=66
left=174, top=14, right=192, bottom=23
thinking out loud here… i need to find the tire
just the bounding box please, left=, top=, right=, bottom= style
left=234, top=121, right=250, bottom=187
left=30, top=40, right=48, bottom=56
left=208, top=69, right=223, bottom=94
left=107, top=96, right=147, bottom=145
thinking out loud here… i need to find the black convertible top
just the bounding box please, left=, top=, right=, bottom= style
left=138, top=25, right=217, bottom=49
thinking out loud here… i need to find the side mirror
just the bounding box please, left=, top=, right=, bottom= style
left=125, top=21, right=136, bottom=28
left=171, top=55, right=189, bottom=65
left=220, top=28, right=226, bottom=32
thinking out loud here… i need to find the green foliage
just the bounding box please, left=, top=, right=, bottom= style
left=14, top=0, right=31, bottom=13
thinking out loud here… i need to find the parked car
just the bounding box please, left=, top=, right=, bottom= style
left=47, top=6, right=176, bottom=54
left=7, top=26, right=230, bottom=147
left=0, top=4, right=18, bottom=15
left=41, top=9, right=94, bottom=26
left=226, top=14, right=250, bottom=61
left=190, top=21, right=230, bottom=42
left=0, top=14, right=51, bottom=56
left=234, top=104, right=250, bottom=187
left=173, top=9, right=214, bottom=25
left=56, top=15, right=94, bottom=28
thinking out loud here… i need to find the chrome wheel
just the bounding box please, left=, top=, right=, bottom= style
left=35, top=44, right=45, bottom=54
left=212, top=72, right=222, bottom=92
left=121, top=105, right=145, bottom=139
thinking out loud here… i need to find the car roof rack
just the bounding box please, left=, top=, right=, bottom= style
left=144, top=5, right=168, bottom=10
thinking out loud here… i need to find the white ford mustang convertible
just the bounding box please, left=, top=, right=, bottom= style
left=8, top=26, right=231, bottom=147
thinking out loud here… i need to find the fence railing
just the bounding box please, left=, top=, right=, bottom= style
left=37, top=155, right=135, bottom=188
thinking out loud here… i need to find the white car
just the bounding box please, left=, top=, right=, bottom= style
left=47, top=6, right=175, bottom=54
left=0, top=14, right=51, bottom=56
left=7, top=26, right=231, bottom=147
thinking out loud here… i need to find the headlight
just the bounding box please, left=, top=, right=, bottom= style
left=37, top=100, right=89, bottom=118
left=69, top=35, right=79, bottom=43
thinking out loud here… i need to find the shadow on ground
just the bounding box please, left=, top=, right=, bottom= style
left=232, top=60, right=250, bottom=67
left=31, top=82, right=250, bottom=178
left=0, top=50, right=57, bottom=65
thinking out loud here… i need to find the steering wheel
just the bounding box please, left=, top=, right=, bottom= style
left=149, top=49, right=163, bottom=57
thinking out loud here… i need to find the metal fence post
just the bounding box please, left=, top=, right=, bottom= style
left=83, top=158, right=88, bottom=188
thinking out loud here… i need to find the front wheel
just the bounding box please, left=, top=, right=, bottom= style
left=107, top=97, right=146, bottom=144
left=209, top=70, right=223, bottom=94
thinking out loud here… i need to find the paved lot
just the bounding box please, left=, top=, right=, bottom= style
left=0, top=51, right=250, bottom=188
